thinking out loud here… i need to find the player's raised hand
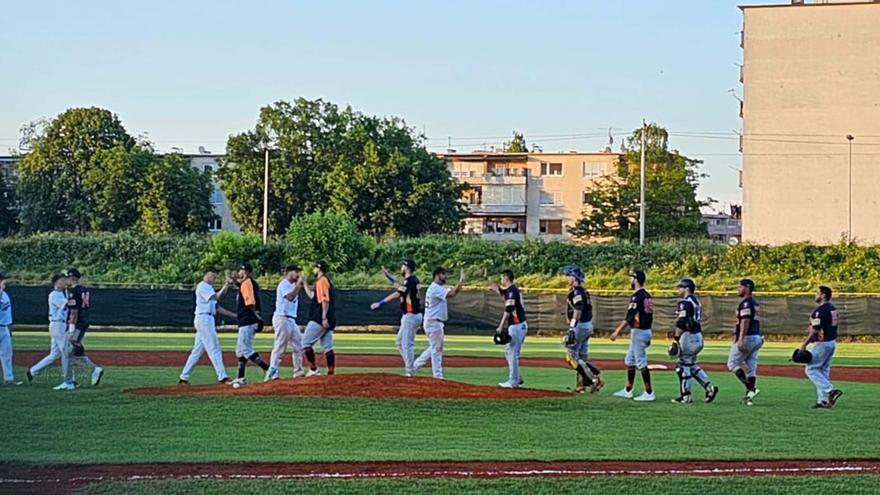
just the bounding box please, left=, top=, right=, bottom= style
left=0, top=279, right=6, bottom=291
left=489, top=283, right=499, bottom=293
left=370, top=302, right=381, bottom=311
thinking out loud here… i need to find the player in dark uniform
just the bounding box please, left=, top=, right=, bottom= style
left=800, top=286, right=843, bottom=409
left=728, top=278, right=764, bottom=406
left=561, top=264, right=604, bottom=394
left=65, top=268, right=104, bottom=387
left=491, top=270, right=527, bottom=388
left=231, top=262, right=269, bottom=386
left=301, top=260, right=337, bottom=376
left=372, top=259, right=423, bottom=376
left=610, top=270, right=655, bottom=401
left=670, top=278, right=718, bottom=404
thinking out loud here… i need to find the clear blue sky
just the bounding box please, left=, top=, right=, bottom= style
left=1, top=0, right=770, bottom=207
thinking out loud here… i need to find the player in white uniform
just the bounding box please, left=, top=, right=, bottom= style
left=178, top=270, right=235, bottom=385
left=412, top=267, right=464, bottom=379
left=27, top=273, right=76, bottom=390
left=266, top=265, right=305, bottom=381
left=0, top=273, right=20, bottom=385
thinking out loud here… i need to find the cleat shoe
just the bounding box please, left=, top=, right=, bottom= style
left=573, top=386, right=586, bottom=394
left=634, top=391, right=656, bottom=402
left=498, top=381, right=516, bottom=389
left=519, top=377, right=525, bottom=386
left=613, top=388, right=634, bottom=399
left=306, top=369, right=321, bottom=377
left=293, top=370, right=306, bottom=378
left=91, top=367, right=104, bottom=386
left=231, top=377, right=247, bottom=386
left=178, top=379, right=190, bottom=386
left=829, top=389, right=843, bottom=406
left=53, top=382, right=76, bottom=391
left=26, top=371, right=34, bottom=383
left=746, top=388, right=760, bottom=402
left=705, top=384, right=719, bottom=403
left=813, top=401, right=832, bottom=409
left=219, top=377, right=231, bottom=384
left=590, top=377, right=606, bottom=394
left=672, top=394, right=693, bottom=404
left=264, top=368, right=277, bottom=382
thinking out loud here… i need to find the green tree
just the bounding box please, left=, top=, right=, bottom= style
left=139, top=154, right=216, bottom=234
left=285, top=210, right=371, bottom=272
left=504, top=131, right=528, bottom=152
left=220, top=98, right=464, bottom=237
left=16, top=108, right=136, bottom=233
left=571, top=123, right=710, bottom=241
left=0, top=167, right=17, bottom=235
left=84, top=144, right=153, bottom=232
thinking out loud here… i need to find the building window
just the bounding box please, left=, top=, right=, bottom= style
left=539, top=219, right=563, bottom=235
left=540, top=162, right=563, bottom=176
left=582, top=161, right=605, bottom=178
left=540, top=191, right=562, bottom=205
left=484, top=186, right=525, bottom=205
left=463, top=186, right=482, bottom=205
left=204, top=165, right=213, bottom=173
left=485, top=217, right=526, bottom=234
left=583, top=191, right=590, bottom=204
left=208, top=218, right=222, bottom=231
left=210, top=189, right=223, bottom=204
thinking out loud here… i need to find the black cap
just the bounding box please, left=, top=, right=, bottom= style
left=239, top=262, right=253, bottom=273
left=65, top=267, right=82, bottom=279
left=314, top=260, right=329, bottom=273
left=677, top=278, right=696, bottom=292
left=401, top=258, right=416, bottom=271
left=739, top=278, right=755, bottom=292
left=432, top=266, right=447, bottom=278
left=51, top=272, right=66, bottom=284
left=285, top=264, right=302, bottom=273
left=630, top=270, right=646, bottom=285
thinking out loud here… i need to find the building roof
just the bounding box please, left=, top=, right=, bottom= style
left=739, top=1, right=880, bottom=11
left=438, top=151, right=621, bottom=160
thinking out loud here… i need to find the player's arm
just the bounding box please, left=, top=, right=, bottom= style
left=216, top=306, right=236, bottom=319
left=447, top=269, right=465, bottom=299
left=801, top=310, right=822, bottom=350
left=569, top=291, right=584, bottom=328
left=611, top=297, right=638, bottom=341
left=284, top=282, right=303, bottom=301
left=737, top=315, right=749, bottom=351
left=673, top=302, right=689, bottom=340
left=497, top=292, right=513, bottom=332
left=380, top=266, right=400, bottom=287
left=214, top=277, right=233, bottom=300
left=371, top=290, right=401, bottom=310
left=316, top=279, right=331, bottom=328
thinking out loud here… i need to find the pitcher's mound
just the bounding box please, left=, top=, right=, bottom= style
left=129, top=373, right=570, bottom=400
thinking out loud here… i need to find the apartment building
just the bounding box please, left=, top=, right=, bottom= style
left=739, top=0, right=880, bottom=244
left=442, top=152, right=621, bottom=240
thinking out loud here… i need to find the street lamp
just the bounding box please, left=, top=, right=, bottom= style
left=847, top=134, right=855, bottom=241
left=262, top=147, right=270, bottom=244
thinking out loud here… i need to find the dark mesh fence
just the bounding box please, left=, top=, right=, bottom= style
left=4, top=286, right=875, bottom=336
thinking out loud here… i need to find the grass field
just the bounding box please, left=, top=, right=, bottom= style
left=2, top=331, right=878, bottom=494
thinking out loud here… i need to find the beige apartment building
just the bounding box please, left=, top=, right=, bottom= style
left=442, top=152, right=621, bottom=240
left=740, top=0, right=880, bottom=244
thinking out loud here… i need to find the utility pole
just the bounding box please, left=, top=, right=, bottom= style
left=639, top=119, right=647, bottom=246
left=262, top=147, right=270, bottom=244
left=847, top=134, right=855, bottom=241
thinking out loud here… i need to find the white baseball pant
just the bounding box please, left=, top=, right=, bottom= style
left=180, top=315, right=228, bottom=381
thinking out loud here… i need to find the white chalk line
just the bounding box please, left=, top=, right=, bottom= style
left=1, top=464, right=878, bottom=484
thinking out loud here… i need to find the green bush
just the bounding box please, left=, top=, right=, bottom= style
left=285, top=211, right=372, bottom=273
left=201, top=231, right=285, bottom=275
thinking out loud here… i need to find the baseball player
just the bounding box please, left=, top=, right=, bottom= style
left=231, top=262, right=270, bottom=386
left=27, top=273, right=75, bottom=390
left=300, top=260, right=337, bottom=376
left=669, top=278, right=718, bottom=404
left=561, top=265, right=604, bottom=394
left=0, top=273, right=19, bottom=385
left=489, top=269, right=527, bottom=388
left=728, top=278, right=764, bottom=406
left=412, top=267, right=464, bottom=379
left=64, top=268, right=104, bottom=387
left=371, top=259, right=422, bottom=376
left=801, top=285, right=843, bottom=409
left=266, top=265, right=306, bottom=381
left=610, top=270, right=655, bottom=401
left=178, top=270, right=235, bottom=385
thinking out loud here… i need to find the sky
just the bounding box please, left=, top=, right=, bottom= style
left=0, top=0, right=774, bottom=208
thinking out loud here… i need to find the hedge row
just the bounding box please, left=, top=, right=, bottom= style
left=2, top=232, right=879, bottom=293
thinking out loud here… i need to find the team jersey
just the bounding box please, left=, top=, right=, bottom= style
left=625, top=288, right=653, bottom=329
left=236, top=277, right=262, bottom=326
left=499, top=284, right=526, bottom=325
left=49, top=289, right=68, bottom=322
left=398, top=276, right=421, bottom=315
left=308, top=276, right=336, bottom=327
left=735, top=296, right=762, bottom=338
left=67, top=284, right=91, bottom=328
left=274, top=278, right=299, bottom=319
left=194, top=281, right=218, bottom=316
left=675, top=295, right=702, bottom=333
left=424, top=282, right=450, bottom=322
left=566, top=286, right=592, bottom=323
left=810, top=302, right=838, bottom=342
left=0, top=290, right=11, bottom=326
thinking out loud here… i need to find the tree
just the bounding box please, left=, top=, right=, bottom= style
left=570, top=123, right=710, bottom=241
left=0, top=168, right=17, bottom=235
left=16, top=108, right=135, bottom=233
left=83, top=144, right=153, bottom=231
left=220, top=98, right=464, bottom=238
left=504, top=131, right=528, bottom=153
left=139, top=154, right=216, bottom=234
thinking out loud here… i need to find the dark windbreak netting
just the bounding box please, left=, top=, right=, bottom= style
left=5, top=286, right=875, bottom=336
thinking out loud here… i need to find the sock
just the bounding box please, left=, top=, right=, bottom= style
left=326, top=351, right=336, bottom=375
left=747, top=376, right=757, bottom=392
left=304, top=347, right=317, bottom=370
left=734, top=369, right=748, bottom=389
left=586, top=362, right=601, bottom=376
left=249, top=353, right=269, bottom=371
left=237, top=357, right=247, bottom=379
left=576, top=366, right=593, bottom=386
left=626, top=366, right=636, bottom=392
left=641, top=368, right=653, bottom=394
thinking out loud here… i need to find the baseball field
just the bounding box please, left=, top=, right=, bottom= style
left=2, top=331, right=880, bottom=494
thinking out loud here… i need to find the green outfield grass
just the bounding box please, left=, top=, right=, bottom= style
left=10, top=331, right=880, bottom=367
left=2, top=364, right=878, bottom=464
left=77, top=476, right=880, bottom=495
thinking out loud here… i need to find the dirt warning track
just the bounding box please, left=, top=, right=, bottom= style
left=13, top=351, right=880, bottom=383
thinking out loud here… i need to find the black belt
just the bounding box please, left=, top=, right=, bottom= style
left=196, top=313, right=214, bottom=316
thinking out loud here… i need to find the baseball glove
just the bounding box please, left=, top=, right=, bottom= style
left=667, top=341, right=680, bottom=358
left=71, top=341, right=85, bottom=357
left=791, top=348, right=812, bottom=364
left=256, top=319, right=265, bottom=333
left=493, top=331, right=511, bottom=346
left=562, top=328, right=577, bottom=347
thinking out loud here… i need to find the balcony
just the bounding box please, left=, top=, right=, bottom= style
left=468, top=204, right=527, bottom=216
left=453, top=168, right=528, bottom=186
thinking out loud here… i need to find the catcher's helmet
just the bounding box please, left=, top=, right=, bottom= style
left=791, top=348, right=812, bottom=364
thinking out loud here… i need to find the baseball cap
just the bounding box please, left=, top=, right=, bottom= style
left=630, top=270, right=646, bottom=285
left=739, top=278, right=755, bottom=291
left=285, top=264, right=302, bottom=273
left=401, top=258, right=416, bottom=270
left=314, top=260, right=329, bottom=273
left=432, top=266, right=447, bottom=278
left=239, top=262, right=254, bottom=273
left=560, top=264, right=585, bottom=282
left=677, top=278, right=696, bottom=292
left=65, top=267, right=82, bottom=279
